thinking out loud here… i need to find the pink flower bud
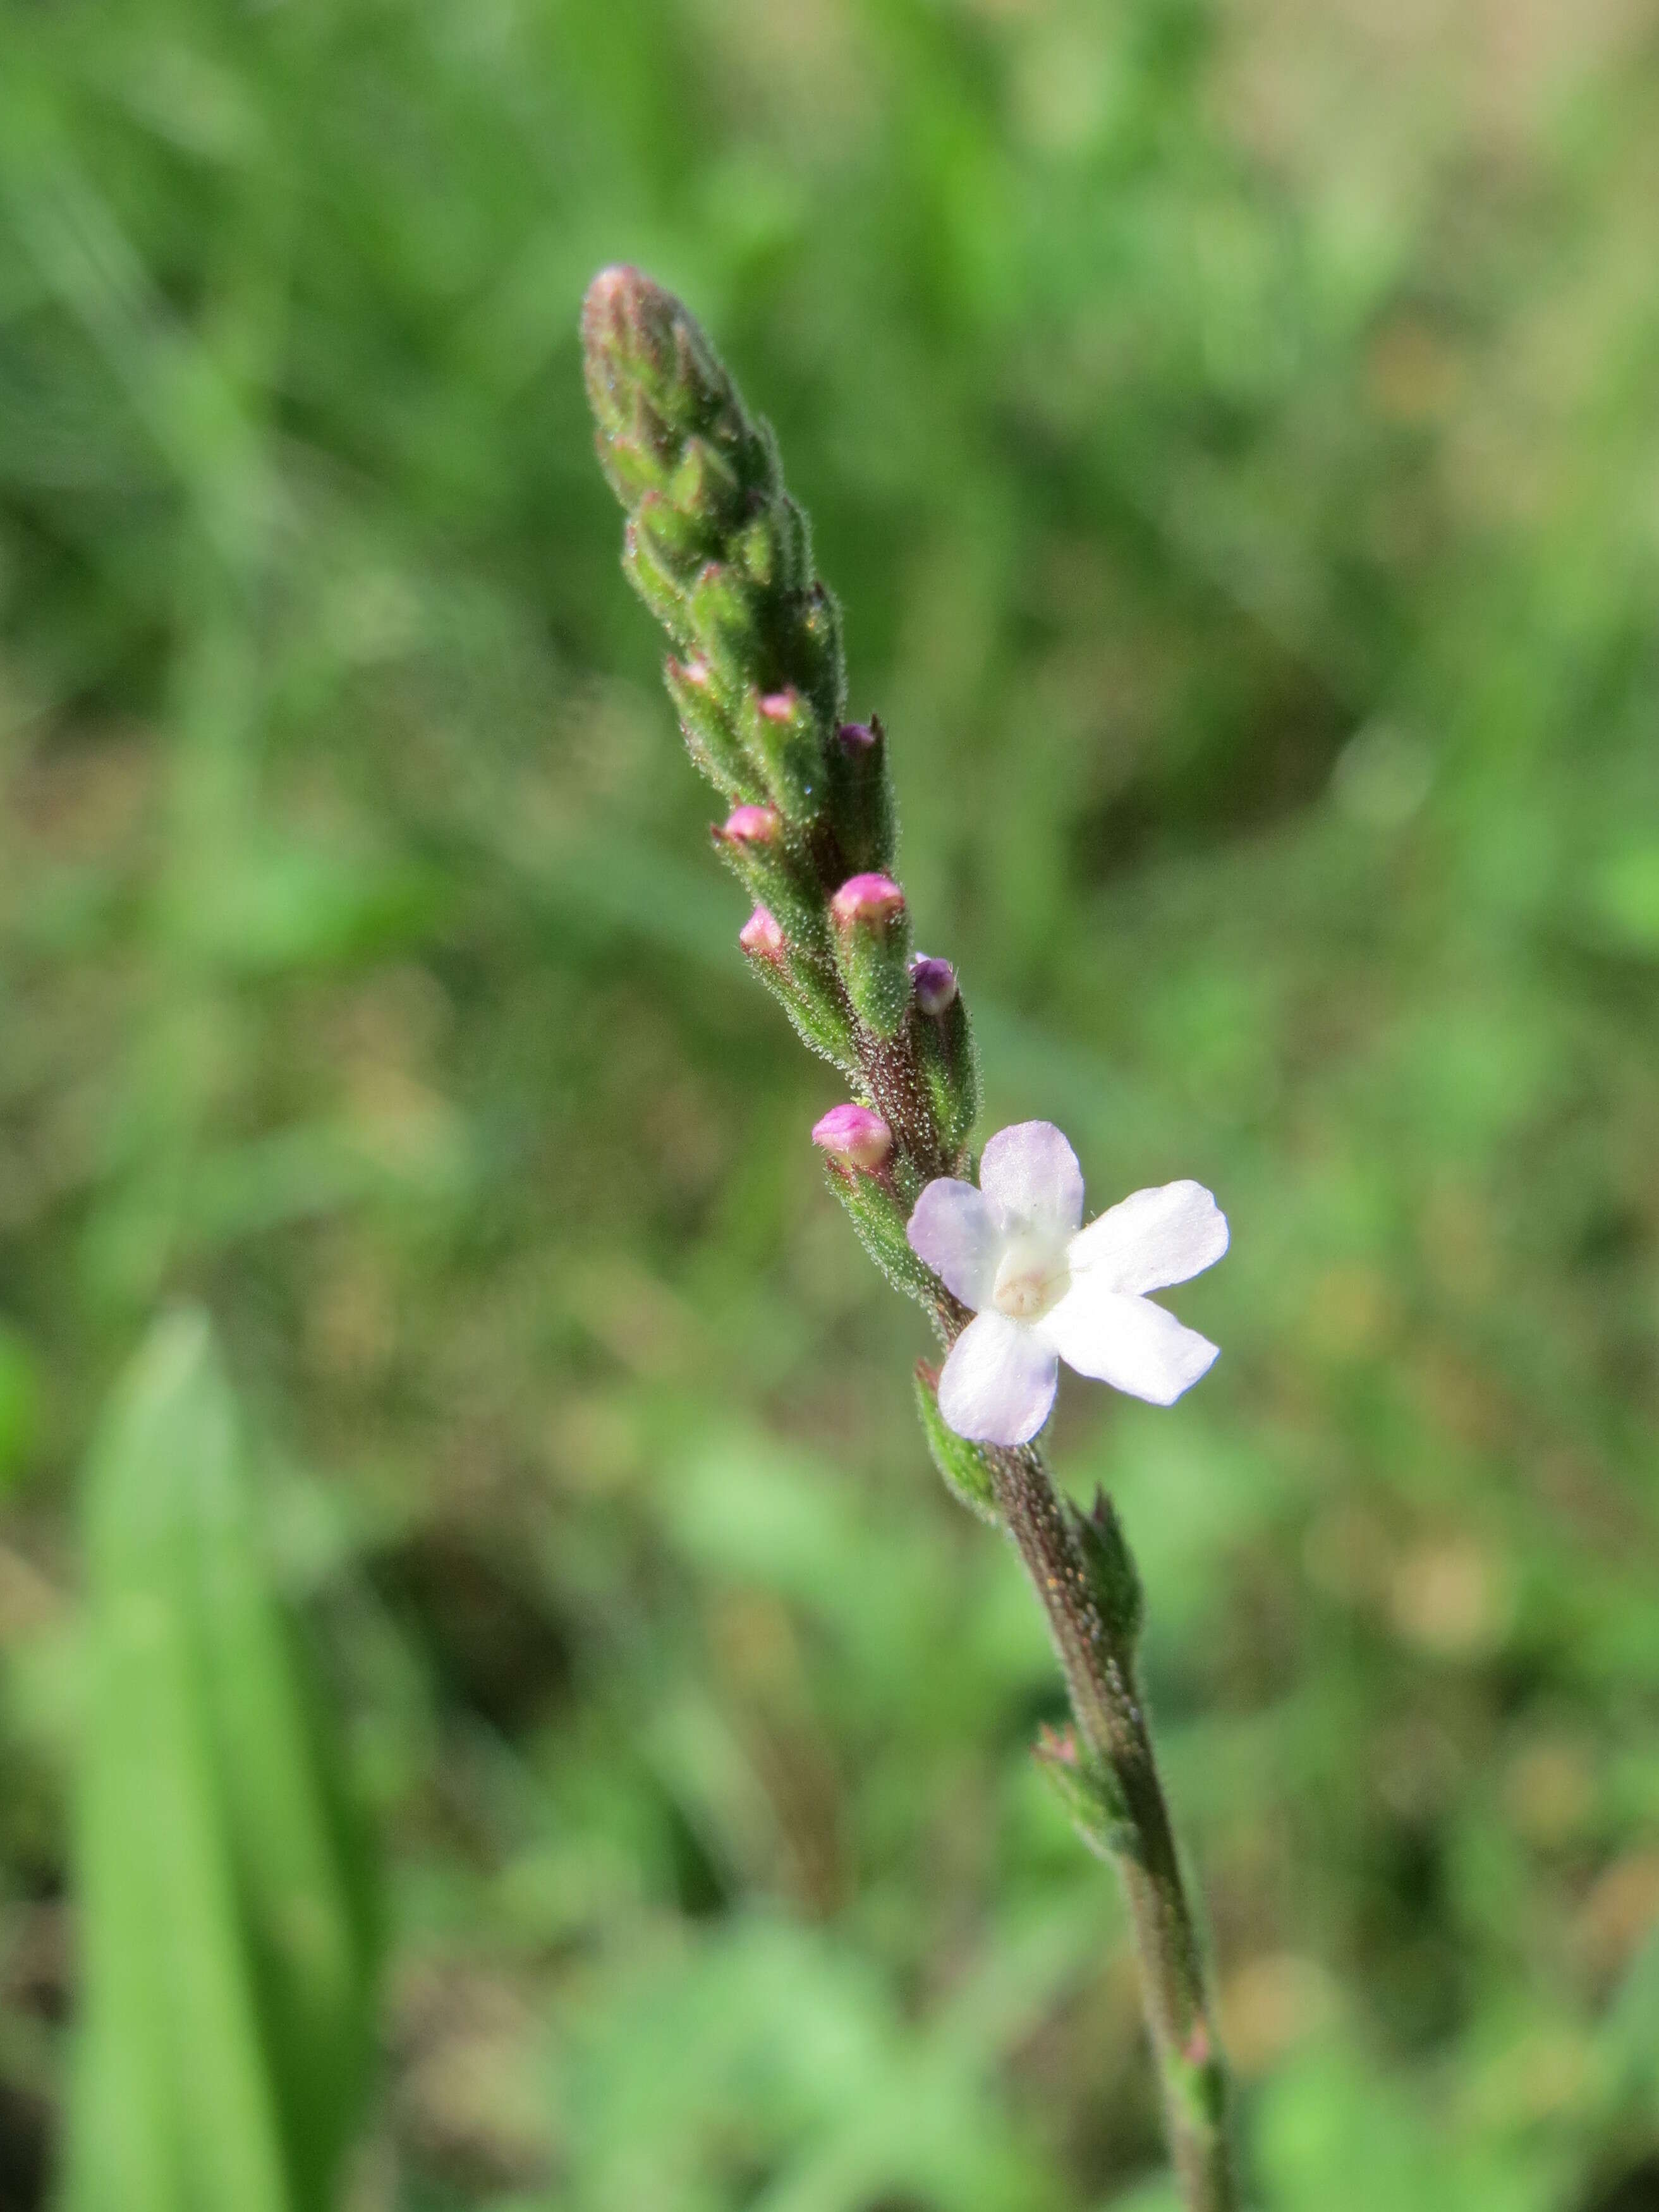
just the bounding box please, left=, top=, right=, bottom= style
left=837, top=720, right=877, bottom=754
left=679, top=657, right=710, bottom=688
left=830, top=872, right=905, bottom=927
left=810, top=1103, right=893, bottom=1170
left=738, top=904, right=786, bottom=957
left=910, top=955, right=958, bottom=1015
left=717, top=804, right=781, bottom=848
left=758, top=690, right=797, bottom=723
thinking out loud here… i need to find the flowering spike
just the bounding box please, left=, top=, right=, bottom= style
left=829, top=715, right=896, bottom=875
left=587, top=270, right=1240, bottom=2211
left=829, top=872, right=913, bottom=1036
left=811, top=1103, right=893, bottom=1170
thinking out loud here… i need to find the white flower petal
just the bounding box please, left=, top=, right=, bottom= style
left=937, top=1312, right=1059, bottom=1444
left=1066, top=1179, right=1228, bottom=1296
left=906, top=1179, right=1002, bottom=1309
left=978, top=1120, right=1084, bottom=1239
left=1045, top=1280, right=1218, bottom=1406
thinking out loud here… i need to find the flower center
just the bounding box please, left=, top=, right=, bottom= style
left=991, top=1237, right=1069, bottom=1323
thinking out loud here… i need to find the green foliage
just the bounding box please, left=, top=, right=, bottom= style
left=0, top=0, right=1656, bottom=2206
left=65, top=1311, right=378, bottom=2212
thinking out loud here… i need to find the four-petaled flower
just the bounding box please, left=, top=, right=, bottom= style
left=906, top=1121, right=1227, bottom=1445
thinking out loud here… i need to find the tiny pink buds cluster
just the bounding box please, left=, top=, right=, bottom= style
left=584, top=263, right=977, bottom=1263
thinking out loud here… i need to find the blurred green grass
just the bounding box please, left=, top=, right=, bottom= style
left=1, top=0, right=1658, bottom=2205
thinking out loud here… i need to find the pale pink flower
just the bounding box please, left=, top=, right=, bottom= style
left=906, top=1120, right=1227, bottom=1445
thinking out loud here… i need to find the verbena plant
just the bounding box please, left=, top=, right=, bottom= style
left=583, top=265, right=1237, bottom=2212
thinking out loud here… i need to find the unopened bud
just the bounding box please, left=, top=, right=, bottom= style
left=828, top=715, right=896, bottom=875
left=739, top=684, right=822, bottom=822
left=714, top=806, right=824, bottom=947
left=830, top=873, right=904, bottom=925
left=910, top=955, right=958, bottom=1015
left=810, top=1103, right=892, bottom=1170
left=829, top=873, right=913, bottom=1037
left=911, top=952, right=976, bottom=1162
left=1032, top=1722, right=1130, bottom=1862
left=717, top=804, right=781, bottom=848
left=738, top=904, right=786, bottom=960
left=666, top=655, right=753, bottom=801
left=690, top=561, right=763, bottom=693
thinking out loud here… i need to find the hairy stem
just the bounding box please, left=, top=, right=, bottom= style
left=583, top=262, right=1236, bottom=2212
left=990, top=1440, right=1236, bottom=2210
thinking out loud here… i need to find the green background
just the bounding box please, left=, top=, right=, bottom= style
left=2, top=0, right=1657, bottom=2204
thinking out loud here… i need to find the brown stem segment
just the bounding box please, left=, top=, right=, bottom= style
left=988, top=1439, right=1237, bottom=2212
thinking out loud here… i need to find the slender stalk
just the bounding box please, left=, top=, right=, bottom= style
left=988, top=1435, right=1234, bottom=2210
left=581, top=263, right=1238, bottom=2212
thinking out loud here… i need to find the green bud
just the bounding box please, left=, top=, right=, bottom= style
left=1033, top=1723, right=1132, bottom=1861
left=914, top=1361, right=1000, bottom=1524
left=796, top=581, right=846, bottom=729
left=823, top=1159, right=937, bottom=1304
left=828, top=718, right=896, bottom=878
left=623, top=516, right=691, bottom=643
left=739, top=908, right=857, bottom=1070
left=583, top=265, right=723, bottom=453
left=689, top=561, right=765, bottom=695
left=711, top=805, right=826, bottom=948
left=665, top=657, right=757, bottom=801
left=911, top=961, right=979, bottom=1165
left=670, top=434, right=744, bottom=529
left=738, top=686, right=825, bottom=822
left=830, top=873, right=913, bottom=1036
left=635, top=485, right=713, bottom=571
left=1069, top=1489, right=1144, bottom=1650
left=732, top=490, right=810, bottom=600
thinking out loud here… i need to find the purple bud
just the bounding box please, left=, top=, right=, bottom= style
left=837, top=720, right=877, bottom=755
left=910, top=955, right=958, bottom=1016
left=811, top=1103, right=893, bottom=1170
left=830, top=872, right=905, bottom=927
left=738, top=904, right=786, bottom=960
left=716, top=804, right=781, bottom=848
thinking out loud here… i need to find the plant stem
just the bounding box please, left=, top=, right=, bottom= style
left=989, top=1438, right=1237, bottom=2212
